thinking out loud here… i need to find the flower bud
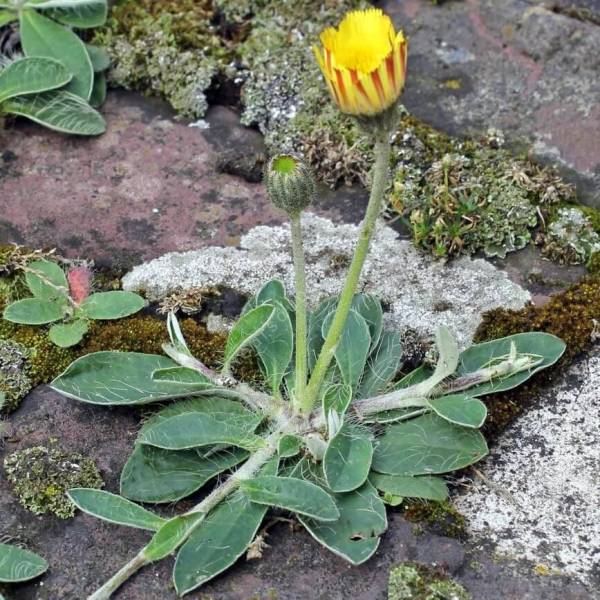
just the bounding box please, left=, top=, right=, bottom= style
left=265, top=154, right=316, bottom=217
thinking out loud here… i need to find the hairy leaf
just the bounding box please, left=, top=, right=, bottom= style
left=49, top=319, right=88, bottom=347
left=120, top=444, right=247, bottom=503
left=324, top=424, right=373, bottom=493
left=67, top=489, right=166, bottom=531
left=372, top=413, right=488, bottom=476
left=357, top=330, right=403, bottom=398
left=298, top=479, right=387, bottom=565
left=428, top=394, right=487, bottom=429
left=31, top=0, right=108, bottom=28
left=151, top=367, right=211, bottom=385
left=20, top=8, right=93, bottom=99
left=3, top=90, right=105, bottom=135
left=0, top=9, right=17, bottom=27
left=223, top=304, right=274, bottom=371
left=351, top=294, right=383, bottom=350
left=144, top=513, right=204, bottom=562
left=277, top=434, right=302, bottom=458
left=3, top=298, right=64, bottom=324
left=307, top=297, right=336, bottom=371
left=89, top=71, right=106, bottom=108
left=0, top=543, right=47, bottom=583
left=241, top=476, right=340, bottom=521
left=457, top=332, right=566, bottom=396
left=85, top=43, right=110, bottom=71
left=323, top=309, right=371, bottom=390
left=51, top=352, right=216, bottom=405
left=173, top=459, right=278, bottom=594
left=25, top=259, right=68, bottom=301
left=0, top=57, right=71, bottom=104
left=370, top=473, right=448, bottom=502
left=80, top=291, right=145, bottom=320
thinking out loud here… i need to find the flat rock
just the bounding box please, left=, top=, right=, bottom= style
left=456, top=351, right=600, bottom=589
left=123, top=213, right=530, bottom=349
left=0, top=386, right=592, bottom=600
left=384, top=0, right=600, bottom=205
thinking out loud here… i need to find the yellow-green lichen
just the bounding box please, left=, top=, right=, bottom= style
left=0, top=339, right=32, bottom=413
left=388, top=564, right=470, bottom=600
left=4, top=445, right=104, bottom=519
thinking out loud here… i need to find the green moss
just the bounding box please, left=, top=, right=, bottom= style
left=402, top=500, right=467, bottom=539
left=388, top=564, right=470, bottom=600
left=3, top=445, right=104, bottom=519
left=474, top=276, right=600, bottom=437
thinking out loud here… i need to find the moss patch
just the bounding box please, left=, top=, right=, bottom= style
left=388, top=563, right=470, bottom=600
left=402, top=500, right=467, bottom=540
left=474, top=276, right=600, bottom=437
left=3, top=444, right=104, bottom=519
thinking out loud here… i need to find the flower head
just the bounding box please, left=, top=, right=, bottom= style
left=313, top=9, right=407, bottom=117
left=265, top=154, right=316, bottom=217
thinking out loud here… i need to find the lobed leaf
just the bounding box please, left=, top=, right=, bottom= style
left=67, top=488, right=166, bottom=531
left=372, top=413, right=488, bottom=476
left=0, top=542, right=47, bottom=583
left=80, top=291, right=145, bottom=320
left=241, top=475, right=340, bottom=521
left=51, top=352, right=217, bottom=405
left=0, top=57, right=71, bottom=104
left=120, top=444, right=248, bottom=503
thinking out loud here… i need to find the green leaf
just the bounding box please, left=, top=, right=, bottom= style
left=0, top=542, right=48, bottom=583
left=370, top=473, right=448, bottom=502
left=0, top=57, right=71, bottom=104
left=324, top=424, right=373, bottom=493
left=428, top=394, right=487, bottom=429
left=351, top=294, right=383, bottom=350
left=372, top=413, right=488, bottom=476
left=357, top=330, right=403, bottom=398
left=51, top=352, right=216, bottom=405
left=255, top=279, right=292, bottom=310
left=307, top=297, right=336, bottom=371
left=137, top=398, right=263, bottom=451
left=251, top=301, right=293, bottom=396
left=298, top=480, right=387, bottom=565
left=144, top=513, right=204, bottom=562
left=25, top=259, right=68, bottom=300
left=19, top=8, right=93, bottom=99
left=241, top=476, right=340, bottom=521
left=81, top=291, right=145, bottom=320
left=85, top=43, right=110, bottom=71
left=322, top=382, right=352, bottom=425
left=393, top=364, right=432, bottom=390
left=223, top=304, right=274, bottom=371
left=3, top=298, right=64, bottom=324
left=89, top=71, right=106, bottom=108
left=3, top=90, right=106, bottom=135
left=31, top=0, right=108, bottom=28
left=323, top=308, right=371, bottom=390
left=457, top=332, right=566, bottom=396
left=151, top=366, right=211, bottom=385
left=67, top=488, right=166, bottom=531
left=49, top=319, right=88, bottom=347
left=0, top=9, right=17, bottom=27
left=277, top=434, right=302, bottom=458
left=120, top=444, right=247, bottom=503
left=173, top=458, right=278, bottom=595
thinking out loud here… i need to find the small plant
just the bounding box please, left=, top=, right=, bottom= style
left=0, top=542, right=47, bottom=589
left=2, top=260, right=145, bottom=347
left=0, top=0, right=108, bottom=135
left=47, top=9, right=564, bottom=599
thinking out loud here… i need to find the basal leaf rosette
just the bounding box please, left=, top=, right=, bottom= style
left=313, top=9, right=407, bottom=117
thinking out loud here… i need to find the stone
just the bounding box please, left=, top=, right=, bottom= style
left=123, top=213, right=531, bottom=349
left=455, top=352, right=600, bottom=589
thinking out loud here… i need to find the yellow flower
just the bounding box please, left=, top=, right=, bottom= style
left=313, top=9, right=407, bottom=117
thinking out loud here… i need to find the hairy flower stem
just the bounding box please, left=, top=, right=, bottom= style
left=302, top=134, right=391, bottom=413
left=87, top=428, right=285, bottom=600
left=290, top=215, right=308, bottom=414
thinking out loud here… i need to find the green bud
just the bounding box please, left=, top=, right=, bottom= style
left=265, top=154, right=316, bottom=217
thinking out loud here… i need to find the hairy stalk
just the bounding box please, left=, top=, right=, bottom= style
left=87, top=428, right=286, bottom=599
left=302, top=134, right=391, bottom=412
left=353, top=353, right=543, bottom=417
left=290, top=215, right=308, bottom=414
